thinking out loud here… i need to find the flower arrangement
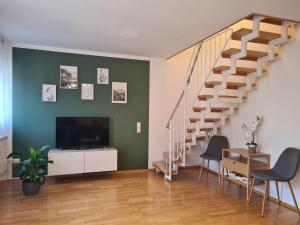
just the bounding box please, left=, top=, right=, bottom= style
left=242, top=116, right=262, bottom=152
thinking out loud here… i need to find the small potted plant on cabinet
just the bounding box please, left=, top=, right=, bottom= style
left=242, top=116, right=262, bottom=153
left=7, top=145, right=53, bottom=196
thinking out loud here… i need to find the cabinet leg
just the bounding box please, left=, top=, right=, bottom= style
left=248, top=178, right=255, bottom=203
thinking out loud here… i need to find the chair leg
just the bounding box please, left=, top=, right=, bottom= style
left=198, top=158, right=204, bottom=181
left=207, top=160, right=210, bottom=177
left=287, top=181, right=300, bottom=214
left=261, top=181, right=268, bottom=217
left=275, top=181, right=281, bottom=204
left=218, top=161, right=221, bottom=187
left=248, top=178, right=255, bottom=204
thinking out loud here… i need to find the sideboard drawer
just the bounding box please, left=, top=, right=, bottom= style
left=222, top=157, right=247, bottom=176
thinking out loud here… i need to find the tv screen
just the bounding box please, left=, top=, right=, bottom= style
left=56, top=117, right=109, bottom=149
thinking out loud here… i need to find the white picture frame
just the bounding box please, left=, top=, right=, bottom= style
left=97, top=68, right=109, bottom=84
left=81, top=83, right=94, bottom=100
left=42, top=84, right=56, bottom=102
left=112, top=82, right=127, bottom=104
left=60, top=65, right=78, bottom=89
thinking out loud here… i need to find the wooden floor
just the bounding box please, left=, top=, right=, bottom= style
left=0, top=169, right=299, bottom=225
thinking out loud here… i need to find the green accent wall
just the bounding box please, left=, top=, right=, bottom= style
left=13, top=48, right=149, bottom=171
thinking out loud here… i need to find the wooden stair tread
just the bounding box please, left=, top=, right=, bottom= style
left=196, top=135, right=206, bottom=140
left=222, top=48, right=269, bottom=61
left=205, top=118, right=221, bottom=122
left=213, top=66, right=257, bottom=75
left=193, top=106, right=230, bottom=112
left=205, top=80, right=222, bottom=87
left=193, top=106, right=206, bottom=112
left=185, top=137, right=192, bottom=143
left=246, top=16, right=287, bottom=26
left=206, top=79, right=247, bottom=89
left=162, top=152, right=182, bottom=163
left=198, top=94, right=214, bottom=100
left=200, top=127, right=214, bottom=131
left=231, top=28, right=284, bottom=44
left=211, top=107, right=230, bottom=112
left=153, top=161, right=176, bottom=175
left=218, top=95, right=239, bottom=99
left=189, top=118, right=200, bottom=123
left=261, top=17, right=284, bottom=25
left=187, top=128, right=196, bottom=133
left=227, top=81, right=247, bottom=89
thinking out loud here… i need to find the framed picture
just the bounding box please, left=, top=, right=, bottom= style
left=42, top=84, right=56, bottom=102
left=81, top=83, right=94, bottom=100
left=60, top=65, right=78, bottom=89
left=97, top=68, right=109, bottom=84
left=112, top=82, right=127, bottom=104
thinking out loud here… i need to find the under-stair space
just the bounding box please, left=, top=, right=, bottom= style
left=153, top=13, right=297, bottom=181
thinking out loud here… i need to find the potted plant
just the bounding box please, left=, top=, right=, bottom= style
left=242, top=116, right=262, bottom=153
left=7, top=145, right=53, bottom=196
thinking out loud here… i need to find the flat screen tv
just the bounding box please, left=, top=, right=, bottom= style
left=56, top=117, right=109, bottom=149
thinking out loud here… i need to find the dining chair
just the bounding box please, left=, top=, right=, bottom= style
left=248, top=147, right=300, bottom=216
left=199, top=135, right=229, bottom=186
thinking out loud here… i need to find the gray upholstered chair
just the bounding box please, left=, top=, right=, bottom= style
left=248, top=147, right=300, bottom=216
left=198, top=135, right=229, bottom=186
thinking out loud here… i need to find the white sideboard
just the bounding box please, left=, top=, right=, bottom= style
left=48, top=147, right=118, bottom=176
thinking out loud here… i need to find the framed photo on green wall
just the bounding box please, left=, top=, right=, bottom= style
left=60, top=65, right=78, bottom=89
left=97, top=68, right=109, bottom=84
left=112, top=82, right=127, bottom=104
left=81, top=83, right=94, bottom=100
left=42, top=84, right=56, bottom=102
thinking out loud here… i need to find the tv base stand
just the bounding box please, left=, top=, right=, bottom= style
left=48, top=147, right=118, bottom=176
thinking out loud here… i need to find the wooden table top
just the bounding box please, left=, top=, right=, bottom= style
left=223, top=148, right=270, bottom=158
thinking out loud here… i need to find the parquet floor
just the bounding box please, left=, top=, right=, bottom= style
left=0, top=169, right=299, bottom=225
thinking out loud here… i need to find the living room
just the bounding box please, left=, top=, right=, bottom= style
left=1, top=1, right=300, bottom=224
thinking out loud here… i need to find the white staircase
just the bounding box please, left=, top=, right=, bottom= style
left=153, top=14, right=297, bottom=181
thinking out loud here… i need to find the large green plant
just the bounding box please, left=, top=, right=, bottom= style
left=7, top=146, right=53, bottom=184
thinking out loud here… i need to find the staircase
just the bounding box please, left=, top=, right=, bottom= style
left=153, top=14, right=298, bottom=181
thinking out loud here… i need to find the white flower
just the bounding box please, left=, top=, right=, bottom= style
left=241, top=116, right=262, bottom=143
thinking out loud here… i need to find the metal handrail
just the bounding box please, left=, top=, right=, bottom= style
left=166, top=28, right=232, bottom=127
left=187, top=28, right=233, bottom=120
left=166, top=43, right=202, bottom=128
left=173, top=28, right=233, bottom=162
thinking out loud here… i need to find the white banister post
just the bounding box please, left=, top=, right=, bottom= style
left=168, top=119, right=172, bottom=181
left=183, top=88, right=186, bottom=166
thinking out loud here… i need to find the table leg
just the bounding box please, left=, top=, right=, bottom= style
left=246, top=175, right=249, bottom=201
left=222, top=166, right=225, bottom=189
left=267, top=180, right=270, bottom=199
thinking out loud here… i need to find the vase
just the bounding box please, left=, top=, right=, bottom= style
left=248, top=144, right=257, bottom=153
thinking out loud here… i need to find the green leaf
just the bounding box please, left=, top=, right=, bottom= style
left=12, top=145, right=52, bottom=185
left=6, top=152, right=23, bottom=159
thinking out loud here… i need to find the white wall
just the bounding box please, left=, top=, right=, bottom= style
left=0, top=40, right=12, bottom=180
left=222, top=26, right=300, bottom=206
left=148, top=59, right=169, bottom=167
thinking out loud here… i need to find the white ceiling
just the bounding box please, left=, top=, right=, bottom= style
left=0, top=0, right=300, bottom=58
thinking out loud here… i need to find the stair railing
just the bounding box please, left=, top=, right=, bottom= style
left=165, top=28, right=233, bottom=181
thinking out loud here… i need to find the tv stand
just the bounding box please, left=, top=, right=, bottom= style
left=48, top=147, right=118, bottom=176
